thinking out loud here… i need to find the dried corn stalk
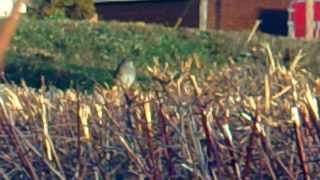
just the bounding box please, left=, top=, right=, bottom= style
left=40, top=95, right=52, bottom=161
left=190, top=75, right=202, bottom=96
left=305, top=85, right=319, bottom=120
left=79, top=103, right=91, bottom=142
left=144, top=97, right=153, bottom=133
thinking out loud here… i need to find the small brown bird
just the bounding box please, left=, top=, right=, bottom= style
left=114, top=58, right=136, bottom=89
left=114, top=58, right=136, bottom=129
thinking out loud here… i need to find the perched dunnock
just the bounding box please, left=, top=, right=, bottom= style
left=114, top=58, right=136, bottom=128
left=115, top=58, right=136, bottom=89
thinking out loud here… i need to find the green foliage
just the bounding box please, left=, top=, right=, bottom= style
left=7, top=19, right=314, bottom=90
left=45, top=9, right=67, bottom=20
left=28, top=0, right=96, bottom=20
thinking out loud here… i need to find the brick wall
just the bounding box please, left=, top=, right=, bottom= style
left=95, top=0, right=292, bottom=33
left=208, top=0, right=291, bottom=31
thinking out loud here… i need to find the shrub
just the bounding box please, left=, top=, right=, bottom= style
left=28, top=0, right=96, bottom=20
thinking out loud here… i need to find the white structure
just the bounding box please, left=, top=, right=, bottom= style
left=0, top=0, right=27, bottom=18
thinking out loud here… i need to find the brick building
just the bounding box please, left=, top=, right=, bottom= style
left=95, top=0, right=292, bottom=35
left=95, top=0, right=199, bottom=27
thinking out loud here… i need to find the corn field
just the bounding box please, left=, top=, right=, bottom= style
left=1, top=2, right=320, bottom=179
left=0, top=45, right=319, bottom=179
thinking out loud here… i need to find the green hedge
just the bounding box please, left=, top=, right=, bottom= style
left=5, top=18, right=316, bottom=90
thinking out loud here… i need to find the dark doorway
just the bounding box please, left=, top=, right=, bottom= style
left=258, top=9, right=288, bottom=36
